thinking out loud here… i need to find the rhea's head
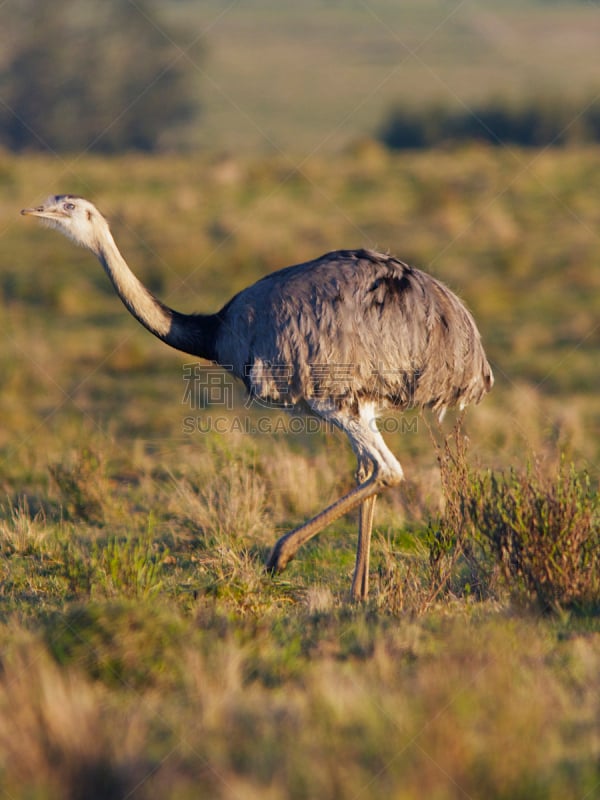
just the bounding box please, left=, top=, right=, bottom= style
left=21, top=195, right=108, bottom=253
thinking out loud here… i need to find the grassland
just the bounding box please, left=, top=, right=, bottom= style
left=161, top=0, right=600, bottom=152
left=0, top=145, right=599, bottom=798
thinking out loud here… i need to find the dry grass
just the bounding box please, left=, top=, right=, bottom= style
left=172, top=460, right=271, bottom=545
left=0, top=609, right=598, bottom=800
left=0, top=641, right=149, bottom=800
left=0, top=496, right=49, bottom=556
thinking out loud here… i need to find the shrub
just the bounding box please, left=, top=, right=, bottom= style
left=466, top=462, right=600, bottom=612
left=425, top=421, right=599, bottom=612
left=379, top=94, right=600, bottom=149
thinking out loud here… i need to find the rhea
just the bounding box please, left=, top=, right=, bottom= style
left=22, top=195, right=493, bottom=600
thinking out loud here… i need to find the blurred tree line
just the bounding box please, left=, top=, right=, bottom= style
left=379, top=95, right=600, bottom=149
left=0, top=0, right=202, bottom=152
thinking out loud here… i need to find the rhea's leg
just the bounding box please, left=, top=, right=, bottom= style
left=350, top=458, right=376, bottom=602
left=351, top=494, right=377, bottom=601
left=266, top=471, right=382, bottom=573
left=267, top=408, right=404, bottom=583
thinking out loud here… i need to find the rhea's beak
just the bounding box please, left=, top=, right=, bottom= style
left=22, top=203, right=70, bottom=220
left=21, top=206, right=65, bottom=222
left=21, top=206, right=46, bottom=217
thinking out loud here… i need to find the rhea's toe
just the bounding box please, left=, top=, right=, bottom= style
left=266, top=545, right=289, bottom=573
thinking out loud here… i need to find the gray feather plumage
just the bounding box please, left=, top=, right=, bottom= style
left=216, top=248, right=493, bottom=414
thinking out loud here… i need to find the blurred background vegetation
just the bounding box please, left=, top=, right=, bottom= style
left=3, top=0, right=600, bottom=152
left=0, top=0, right=203, bottom=152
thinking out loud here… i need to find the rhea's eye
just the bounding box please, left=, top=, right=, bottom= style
left=63, top=202, right=75, bottom=211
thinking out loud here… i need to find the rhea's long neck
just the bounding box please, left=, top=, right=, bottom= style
left=95, top=226, right=220, bottom=362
